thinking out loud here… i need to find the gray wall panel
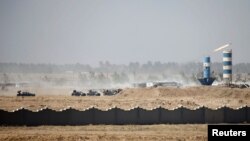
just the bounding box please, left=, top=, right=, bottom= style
left=160, top=108, right=182, bottom=124
left=0, top=107, right=248, bottom=125
left=138, top=108, right=159, bottom=124
left=182, top=108, right=205, bottom=123
left=116, top=108, right=138, bottom=124
left=224, top=107, right=247, bottom=123
left=204, top=108, right=224, bottom=123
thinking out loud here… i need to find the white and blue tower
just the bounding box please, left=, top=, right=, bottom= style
left=203, top=56, right=211, bottom=79
left=198, top=56, right=215, bottom=85
left=223, top=50, right=232, bottom=83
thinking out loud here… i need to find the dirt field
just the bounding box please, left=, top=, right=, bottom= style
left=0, top=124, right=207, bottom=141
left=0, top=86, right=249, bottom=141
left=0, top=86, right=249, bottom=111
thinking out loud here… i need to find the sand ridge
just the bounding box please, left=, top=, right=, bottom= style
left=0, top=86, right=249, bottom=111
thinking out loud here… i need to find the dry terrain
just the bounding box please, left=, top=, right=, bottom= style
left=0, top=86, right=249, bottom=111
left=0, top=124, right=207, bottom=141
left=0, top=86, right=249, bottom=141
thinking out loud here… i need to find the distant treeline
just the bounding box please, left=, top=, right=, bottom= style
left=0, top=62, right=250, bottom=75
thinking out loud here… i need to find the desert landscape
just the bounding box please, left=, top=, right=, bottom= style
left=0, top=124, right=207, bottom=141
left=1, top=86, right=249, bottom=141
left=0, top=86, right=249, bottom=111
left=0, top=86, right=249, bottom=140
left=1, top=0, right=250, bottom=140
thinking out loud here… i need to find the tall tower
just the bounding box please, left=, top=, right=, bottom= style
left=223, top=49, right=232, bottom=84
left=198, top=56, right=215, bottom=85
left=203, top=56, right=211, bottom=79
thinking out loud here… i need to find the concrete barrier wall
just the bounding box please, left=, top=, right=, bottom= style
left=160, top=108, right=182, bottom=124
left=182, top=107, right=205, bottom=123
left=247, top=107, right=250, bottom=123
left=138, top=108, right=160, bottom=124
left=116, top=108, right=138, bottom=124
left=224, top=107, right=247, bottom=123
left=0, top=107, right=249, bottom=125
left=204, top=108, right=224, bottom=123
left=94, top=108, right=116, bottom=124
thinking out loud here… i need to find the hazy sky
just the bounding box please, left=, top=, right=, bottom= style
left=0, top=0, right=250, bottom=65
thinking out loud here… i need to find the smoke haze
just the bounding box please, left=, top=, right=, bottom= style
left=0, top=0, right=250, bottom=65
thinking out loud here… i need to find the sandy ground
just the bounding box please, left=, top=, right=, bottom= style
left=0, top=124, right=207, bottom=141
left=0, top=86, right=249, bottom=141
left=0, top=86, right=249, bottom=111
